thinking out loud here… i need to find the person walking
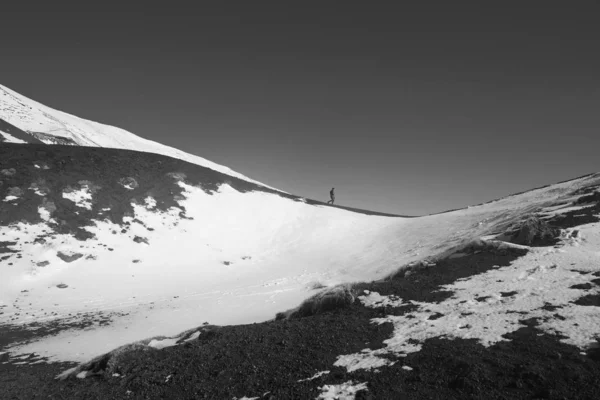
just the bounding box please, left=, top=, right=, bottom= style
left=327, top=187, right=335, bottom=205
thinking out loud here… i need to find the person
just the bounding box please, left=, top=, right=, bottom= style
left=327, top=187, right=335, bottom=205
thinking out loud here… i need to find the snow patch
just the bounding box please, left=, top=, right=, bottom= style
left=62, top=187, right=93, bottom=210
left=0, top=130, right=26, bottom=143
left=147, top=337, right=180, bottom=350
left=317, top=381, right=368, bottom=399
left=335, top=351, right=395, bottom=372
left=38, top=206, right=51, bottom=221
left=359, top=291, right=403, bottom=308
left=144, top=196, right=157, bottom=209
left=297, top=370, right=330, bottom=382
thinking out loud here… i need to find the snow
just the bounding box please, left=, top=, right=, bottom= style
left=1, top=173, right=599, bottom=365
left=335, top=352, right=395, bottom=372
left=147, top=337, right=180, bottom=350
left=0, top=84, right=279, bottom=190
left=317, top=381, right=368, bottom=399
left=297, top=370, right=330, bottom=382
left=358, top=291, right=403, bottom=308
left=3, top=195, right=18, bottom=202
left=0, top=130, right=26, bottom=143
left=62, top=187, right=93, bottom=210
left=38, top=206, right=51, bottom=221
left=334, top=222, right=600, bottom=372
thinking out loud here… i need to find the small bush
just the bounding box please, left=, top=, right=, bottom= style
left=503, top=215, right=559, bottom=246
left=307, top=281, right=327, bottom=290
left=276, top=284, right=356, bottom=320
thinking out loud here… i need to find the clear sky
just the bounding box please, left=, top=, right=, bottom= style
left=1, top=3, right=599, bottom=215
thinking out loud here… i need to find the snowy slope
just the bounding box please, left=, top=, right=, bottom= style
left=0, top=84, right=276, bottom=189
left=1, top=143, right=598, bottom=366
left=0, top=118, right=44, bottom=144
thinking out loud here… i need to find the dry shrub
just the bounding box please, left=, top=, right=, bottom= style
left=276, top=284, right=356, bottom=320
left=504, top=215, right=559, bottom=246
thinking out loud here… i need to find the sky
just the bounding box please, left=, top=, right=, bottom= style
left=1, top=3, right=599, bottom=215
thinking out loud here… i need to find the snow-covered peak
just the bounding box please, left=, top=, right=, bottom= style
left=0, top=83, right=277, bottom=190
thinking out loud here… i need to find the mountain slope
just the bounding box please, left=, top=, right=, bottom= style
left=1, top=143, right=599, bottom=398
left=0, top=118, right=44, bottom=144
left=1, top=141, right=599, bottom=364
left=0, top=83, right=277, bottom=189
left=1, top=142, right=600, bottom=398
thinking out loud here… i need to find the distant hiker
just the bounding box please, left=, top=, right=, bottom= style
left=327, top=187, right=335, bottom=205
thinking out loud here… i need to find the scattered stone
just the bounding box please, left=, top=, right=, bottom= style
left=36, top=261, right=50, bottom=267
left=56, top=252, right=84, bottom=263
left=33, top=161, right=50, bottom=170
left=133, top=236, right=149, bottom=245
left=573, top=294, right=600, bottom=307
left=428, top=312, right=444, bottom=320
left=166, top=172, right=186, bottom=182
left=1, top=168, right=16, bottom=176
left=503, top=215, right=559, bottom=246
left=7, top=187, right=24, bottom=197
left=570, top=283, right=594, bottom=290
left=56, top=283, right=69, bottom=289
left=118, top=177, right=138, bottom=190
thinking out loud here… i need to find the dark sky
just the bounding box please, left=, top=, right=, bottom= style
left=2, top=3, right=599, bottom=215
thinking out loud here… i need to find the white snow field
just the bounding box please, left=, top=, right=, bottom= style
left=0, top=84, right=276, bottom=189
left=1, top=172, right=599, bottom=365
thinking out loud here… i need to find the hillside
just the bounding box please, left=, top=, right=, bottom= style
left=1, top=141, right=600, bottom=398
left=0, top=84, right=277, bottom=189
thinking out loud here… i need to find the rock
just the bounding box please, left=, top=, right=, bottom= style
left=118, top=177, right=139, bottom=190
left=1, top=168, right=16, bottom=177
left=133, top=236, right=149, bottom=245
left=56, top=252, right=84, bottom=263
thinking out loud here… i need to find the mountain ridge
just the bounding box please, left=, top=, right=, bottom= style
left=0, top=83, right=278, bottom=190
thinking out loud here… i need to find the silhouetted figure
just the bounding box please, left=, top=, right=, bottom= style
left=327, top=187, right=335, bottom=205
